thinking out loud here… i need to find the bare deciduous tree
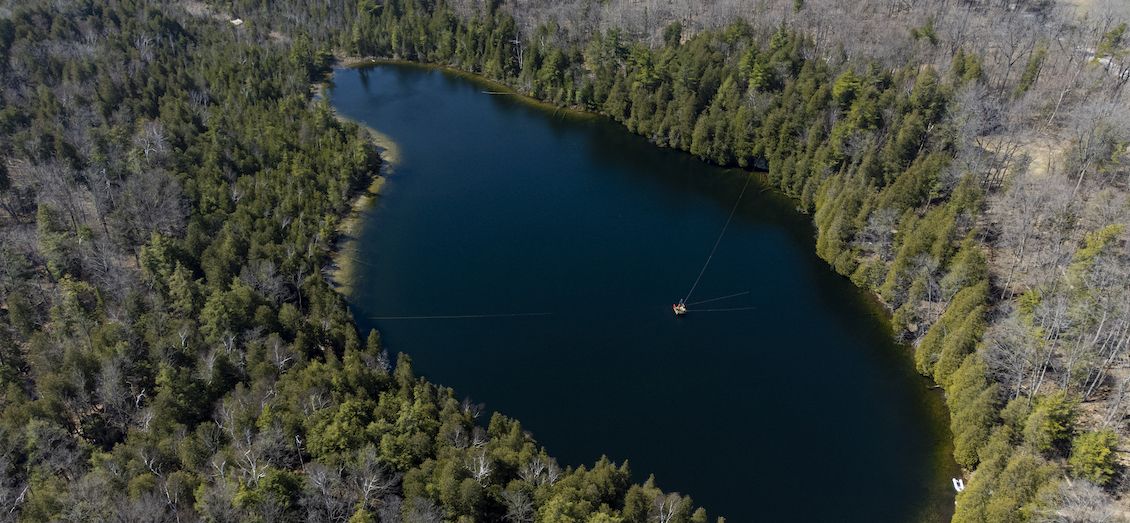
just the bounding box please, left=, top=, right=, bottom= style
left=1035, top=478, right=1119, bottom=523
left=502, top=489, right=534, bottom=523
left=351, top=446, right=401, bottom=509
left=302, top=463, right=353, bottom=523
left=110, top=169, right=187, bottom=250
left=403, top=497, right=443, bottom=523
left=465, top=448, right=492, bottom=485
left=652, top=492, right=686, bottom=523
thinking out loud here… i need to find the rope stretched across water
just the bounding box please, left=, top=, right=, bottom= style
left=690, top=306, right=757, bottom=313
left=686, top=290, right=751, bottom=307
left=371, top=312, right=553, bottom=320
left=683, top=173, right=755, bottom=303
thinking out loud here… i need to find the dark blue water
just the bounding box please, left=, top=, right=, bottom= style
left=332, top=64, right=956, bottom=522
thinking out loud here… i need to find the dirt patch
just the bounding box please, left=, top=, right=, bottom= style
left=334, top=54, right=382, bottom=68
left=982, top=132, right=1065, bottom=182
left=1059, top=0, right=1130, bottom=19
left=1016, top=135, right=1066, bottom=181
left=180, top=0, right=229, bottom=21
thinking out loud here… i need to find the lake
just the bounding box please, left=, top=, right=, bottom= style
left=331, top=64, right=958, bottom=522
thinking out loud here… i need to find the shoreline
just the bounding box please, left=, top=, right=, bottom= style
left=318, top=73, right=402, bottom=296
left=334, top=55, right=599, bottom=120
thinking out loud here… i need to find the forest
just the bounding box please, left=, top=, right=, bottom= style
left=2, top=0, right=1129, bottom=521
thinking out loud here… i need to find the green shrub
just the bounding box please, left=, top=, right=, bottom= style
left=1069, top=430, right=1120, bottom=486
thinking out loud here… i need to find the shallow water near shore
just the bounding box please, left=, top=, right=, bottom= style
left=331, top=63, right=958, bottom=522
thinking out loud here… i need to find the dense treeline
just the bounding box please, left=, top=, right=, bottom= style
left=330, top=0, right=1130, bottom=520
left=0, top=2, right=713, bottom=522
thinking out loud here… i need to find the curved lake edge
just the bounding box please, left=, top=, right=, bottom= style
left=325, top=62, right=960, bottom=522
left=336, top=57, right=601, bottom=120
left=320, top=86, right=402, bottom=295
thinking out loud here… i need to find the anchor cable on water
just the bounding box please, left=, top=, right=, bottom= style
left=685, top=290, right=751, bottom=307
left=683, top=172, right=755, bottom=303
left=690, top=306, right=758, bottom=313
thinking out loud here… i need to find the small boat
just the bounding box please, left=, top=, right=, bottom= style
left=673, top=301, right=687, bottom=316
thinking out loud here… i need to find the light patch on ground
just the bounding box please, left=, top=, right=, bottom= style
left=1060, top=0, right=1130, bottom=20
left=180, top=0, right=229, bottom=22
left=1014, top=134, right=1066, bottom=181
